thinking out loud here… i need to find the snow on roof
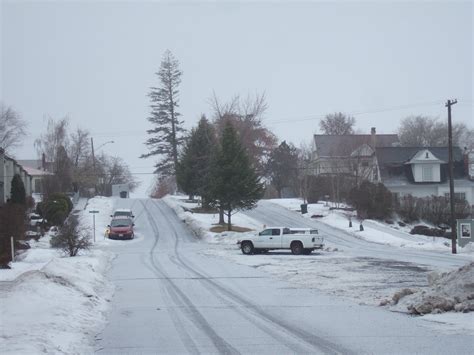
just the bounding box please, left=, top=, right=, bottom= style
left=22, top=166, right=53, bottom=176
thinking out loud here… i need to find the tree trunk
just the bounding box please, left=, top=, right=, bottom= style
left=277, top=188, right=282, bottom=199
left=219, top=206, right=225, bottom=224
left=227, top=210, right=232, bottom=231
left=188, top=194, right=194, bottom=201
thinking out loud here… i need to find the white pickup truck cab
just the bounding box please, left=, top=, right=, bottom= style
left=239, top=227, right=324, bottom=255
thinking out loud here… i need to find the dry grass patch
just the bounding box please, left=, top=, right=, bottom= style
left=210, top=225, right=253, bottom=233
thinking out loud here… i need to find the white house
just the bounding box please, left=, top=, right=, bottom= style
left=376, top=147, right=474, bottom=206
left=0, top=148, right=33, bottom=205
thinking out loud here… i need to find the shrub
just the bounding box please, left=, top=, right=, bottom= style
left=48, top=193, right=73, bottom=214
left=43, top=198, right=69, bottom=226
left=50, top=215, right=91, bottom=256
left=349, top=181, right=393, bottom=220
left=10, top=174, right=26, bottom=205
left=395, top=194, right=471, bottom=226
left=0, top=203, right=27, bottom=267
left=397, top=195, right=419, bottom=222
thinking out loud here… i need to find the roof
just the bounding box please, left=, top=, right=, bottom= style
left=17, top=159, right=54, bottom=172
left=376, top=147, right=464, bottom=165
left=23, top=166, right=53, bottom=176
left=313, top=134, right=399, bottom=157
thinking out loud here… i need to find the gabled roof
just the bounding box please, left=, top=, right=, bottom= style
left=313, top=134, right=399, bottom=157
left=376, top=146, right=464, bottom=165
left=17, top=159, right=54, bottom=172
left=23, top=166, right=53, bottom=176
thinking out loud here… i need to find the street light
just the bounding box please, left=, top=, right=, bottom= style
left=96, top=140, right=115, bottom=152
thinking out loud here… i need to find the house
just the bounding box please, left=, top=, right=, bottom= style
left=17, top=155, right=54, bottom=194
left=375, top=147, right=474, bottom=206
left=311, top=127, right=399, bottom=182
left=0, top=148, right=33, bottom=205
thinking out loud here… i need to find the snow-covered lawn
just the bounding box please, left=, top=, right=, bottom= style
left=0, top=196, right=117, bottom=354
left=163, top=195, right=474, bottom=334
left=269, top=198, right=473, bottom=253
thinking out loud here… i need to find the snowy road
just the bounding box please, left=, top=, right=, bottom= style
left=245, top=201, right=472, bottom=269
left=96, top=198, right=472, bottom=354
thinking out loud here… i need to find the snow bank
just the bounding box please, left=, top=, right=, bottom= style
left=0, top=250, right=114, bottom=354
left=0, top=196, right=117, bottom=354
left=390, top=262, right=474, bottom=315
left=163, top=195, right=263, bottom=244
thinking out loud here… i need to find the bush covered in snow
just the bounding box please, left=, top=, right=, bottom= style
left=388, top=262, right=474, bottom=315
left=50, top=215, right=91, bottom=256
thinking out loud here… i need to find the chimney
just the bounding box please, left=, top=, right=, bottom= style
left=42, top=153, right=46, bottom=171
left=371, top=127, right=376, bottom=149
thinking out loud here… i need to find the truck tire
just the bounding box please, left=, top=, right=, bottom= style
left=303, top=249, right=313, bottom=255
left=241, top=241, right=254, bottom=255
left=291, top=241, right=303, bottom=255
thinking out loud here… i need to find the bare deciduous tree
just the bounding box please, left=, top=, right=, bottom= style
left=319, top=113, right=355, bottom=135
left=398, top=115, right=470, bottom=147
left=97, top=155, right=139, bottom=195
left=34, top=117, right=69, bottom=163
left=0, top=103, right=27, bottom=153
left=211, top=92, right=277, bottom=174
left=69, top=128, right=91, bottom=167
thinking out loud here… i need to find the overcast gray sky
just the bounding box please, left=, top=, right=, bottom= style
left=1, top=0, right=472, bottom=196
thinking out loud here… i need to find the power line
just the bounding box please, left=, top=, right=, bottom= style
left=88, top=99, right=451, bottom=136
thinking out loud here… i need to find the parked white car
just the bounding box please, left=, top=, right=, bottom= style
left=28, top=213, right=45, bottom=227
left=110, top=209, right=135, bottom=220
left=239, top=227, right=324, bottom=255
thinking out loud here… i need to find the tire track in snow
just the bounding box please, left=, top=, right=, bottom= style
left=153, top=200, right=353, bottom=355
left=141, top=200, right=239, bottom=355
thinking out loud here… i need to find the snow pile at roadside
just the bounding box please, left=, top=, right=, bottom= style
left=268, top=198, right=462, bottom=252
left=389, top=262, right=474, bottom=315
left=0, top=196, right=116, bottom=354
left=163, top=195, right=262, bottom=245
left=0, top=249, right=114, bottom=354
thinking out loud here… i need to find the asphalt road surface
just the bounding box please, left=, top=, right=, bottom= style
left=95, top=198, right=472, bottom=354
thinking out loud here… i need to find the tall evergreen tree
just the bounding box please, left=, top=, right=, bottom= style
left=208, top=122, right=264, bottom=230
left=10, top=174, right=26, bottom=205
left=176, top=115, right=216, bottom=202
left=267, top=141, right=299, bottom=198
left=141, top=50, right=184, bottom=179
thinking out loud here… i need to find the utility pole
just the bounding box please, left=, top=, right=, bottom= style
left=91, top=137, right=96, bottom=195
left=446, top=99, right=458, bottom=254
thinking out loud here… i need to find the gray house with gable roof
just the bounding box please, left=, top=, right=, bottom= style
left=375, top=146, right=474, bottom=206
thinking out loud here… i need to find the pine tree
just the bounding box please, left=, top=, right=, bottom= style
left=208, top=122, right=264, bottom=230
left=141, top=50, right=184, bottom=179
left=10, top=174, right=26, bottom=205
left=267, top=141, right=299, bottom=198
left=176, top=115, right=216, bottom=203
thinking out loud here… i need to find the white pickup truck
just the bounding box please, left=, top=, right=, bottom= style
left=239, top=227, right=324, bottom=255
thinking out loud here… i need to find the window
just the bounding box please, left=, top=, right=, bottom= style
left=271, top=229, right=281, bottom=236
left=259, top=229, right=272, bottom=236
left=361, top=161, right=369, bottom=167
left=425, top=152, right=429, bottom=158
left=422, top=166, right=433, bottom=181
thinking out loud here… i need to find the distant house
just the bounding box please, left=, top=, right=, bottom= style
left=376, top=147, right=474, bottom=206
left=17, top=155, right=54, bottom=194
left=311, top=127, right=399, bottom=182
left=0, top=148, right=33, bottom=205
